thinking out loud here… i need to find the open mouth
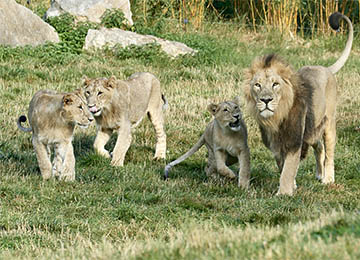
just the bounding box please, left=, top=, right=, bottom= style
left=89, top=107, right=101, bottom=115
left=229, top=119, right=240, bottom=128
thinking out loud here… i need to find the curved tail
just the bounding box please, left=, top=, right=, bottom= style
left=163, top=135, right=205, bottom=180
left=328, top=12, right=353, bottom=74
left=17, top=115, right=32, bottom=132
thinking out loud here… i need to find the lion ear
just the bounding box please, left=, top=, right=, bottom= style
left=81, top=75, right=91, bottom=86
left=63, top=94, right=74, bottom=106
left=106, top=76, right=117, bottom=89
left=208, top=103, right=218, bottom=115
left=74, top=88, right=86, bottom=100
left=232, top=96, right=241, bottom=106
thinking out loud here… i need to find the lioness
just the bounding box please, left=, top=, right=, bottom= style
left=82, top=72, right=167, bottom=166
left=17, top=89, right=94, bottom=181
left=243, top=12, right=353, bottom=195
left=164, top=100, right=250, bottom=189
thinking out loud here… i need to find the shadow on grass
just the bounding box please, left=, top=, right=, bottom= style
left=0, top=134, right=96, bottom=178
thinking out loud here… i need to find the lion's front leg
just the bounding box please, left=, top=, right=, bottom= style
left=60, top=142, right=76, bottom=181
left=277, top=150, right=301, bottom=195
left=54, top=141, right=74, bottom=181
left=94, top=128, right=112, bottom=158
left=238, top=149, right=251, bottom=189
left=214, top=150, right=236, bottom=179
left=111, top=122, right=132, bottom=167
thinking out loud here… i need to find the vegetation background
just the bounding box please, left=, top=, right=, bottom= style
left=1, top=0, right=360, bottom=258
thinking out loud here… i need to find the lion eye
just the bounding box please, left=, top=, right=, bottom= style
left=85, top=91, right=90, bottom=96
left=223, top=108, right=228, bottom=112
left=98, top=91, right=103, bottom=96
left=254, top=83, right=261, bottom=89
left=78, top=105, right=83, bottom=110
left=272, top=82, right=279, bottom=88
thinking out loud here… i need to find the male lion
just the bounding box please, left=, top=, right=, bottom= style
left=243, top=12, right=353, bottom=195
left=83, top=72, right=167, bottom=166
left=164, top=100, right=251, bottom=189
left=17, top=89, right=94, bottom=181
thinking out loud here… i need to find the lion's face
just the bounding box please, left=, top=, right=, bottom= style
left=62, top=91, right=94, bottom=128
left=208, top=101, right=243, bottom=132
left=249, top=68, right=285, bottom=118
left=244, top=55, right=296, bottom=129
left=83, top=77, right=115, bottom=117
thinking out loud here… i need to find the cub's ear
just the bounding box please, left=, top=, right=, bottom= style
left=74, top=88, right=86, bottom=100
left=232, top=96, right=241, bottom=106
left=81, top=75, right=91, bottom=86
left=63, top=94, right=74, bottom=106
left=207, top=103, right=219, bottom=116
left=106, top=76, right=117, bottom=89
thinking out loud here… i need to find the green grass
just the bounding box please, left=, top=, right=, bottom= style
left=2, top=2, right=360, bottom=259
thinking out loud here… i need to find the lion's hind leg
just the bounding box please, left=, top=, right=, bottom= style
left=147, top=105, right=166, bottom=160
left=313, top=140, right=325, bottom=181
left=32, top=138, right=52, bottom=180
left=322, top=118, right=336, bottom=184
left=205, top=148, right=217, bottom=178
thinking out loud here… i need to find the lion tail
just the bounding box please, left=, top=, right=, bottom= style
left=162, top=94, right=168, bottom=110
left=163, top=134, right=205, bottom=180
left=328, top=12, right=353, bottom=74
left=17, top=115, right=32, bottom=132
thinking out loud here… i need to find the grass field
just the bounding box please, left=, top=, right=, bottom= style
left=1, top=1, right=360, bottom=259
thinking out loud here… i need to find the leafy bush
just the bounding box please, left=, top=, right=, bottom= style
left=110, top=43, right=169, bottom=65
left=101, top=9, right=132, bottom=30
left=46, top=13, right=98, bottom=54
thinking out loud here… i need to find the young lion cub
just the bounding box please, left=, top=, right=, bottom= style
left=17, top=89, right=94, bottom=181
left=82, top=72, right=167, bottom=167
left=164, top=100, right=251, bottom=188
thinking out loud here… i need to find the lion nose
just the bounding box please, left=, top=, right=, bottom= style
left=260, top=98, right=273, bottom=105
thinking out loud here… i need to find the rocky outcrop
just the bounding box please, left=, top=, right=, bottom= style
left=45, top=0, right=133, bottom=25
left=0, top=0, right=59, bottom=47
left=84, top=28, right=197, bottom=58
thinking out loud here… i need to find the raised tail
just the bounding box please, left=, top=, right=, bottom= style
left=328, top=12, right=353, bottom=74
left=17, top=115, right=32, bottom=132
left=163, top=134, right=205, bottom=180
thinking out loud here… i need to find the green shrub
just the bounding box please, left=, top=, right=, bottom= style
left=46, top=13, right=98, bottom=54
left=101, top=8, right=132, bottom=30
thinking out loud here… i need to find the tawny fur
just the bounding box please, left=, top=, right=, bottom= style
left=243, top=12, right=353, bottom=195
left=83, top=72, right=167, bottom=167
left=17, top=89, right=94, bottom=181
left=164, top=100, right=250, bottom=189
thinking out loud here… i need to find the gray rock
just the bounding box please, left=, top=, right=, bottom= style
left=84, top=28, right=197, bottom=58
left=0, top=0, right=59, bottom=47
left=45, top=0, right=133, bottom=25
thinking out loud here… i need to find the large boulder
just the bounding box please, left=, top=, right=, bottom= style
left=45, top=0, right=133, bottom=25
left=0, top=0, right=59, bottom=47
left=84, top=28, right=197, bottom=58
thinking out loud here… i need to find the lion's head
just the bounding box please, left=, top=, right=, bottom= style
left=61, top=90, right=94, bottom=128
left=208, top=100, right=243, bottom=132
left=244, top=54, right=301, bottom=131
left=82, top=76, right=118, bottom=117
